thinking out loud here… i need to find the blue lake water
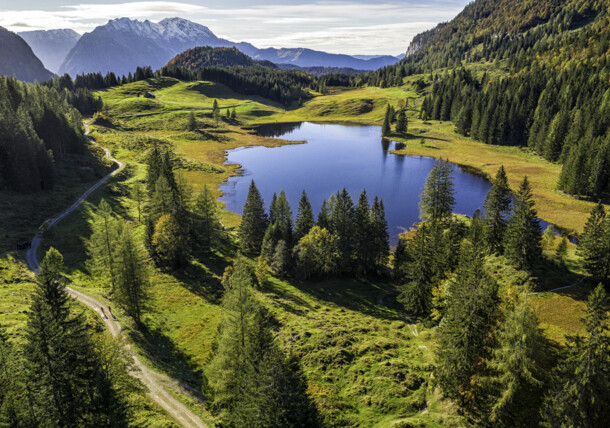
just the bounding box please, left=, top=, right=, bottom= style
left=218, top=122, right=509, bottom=244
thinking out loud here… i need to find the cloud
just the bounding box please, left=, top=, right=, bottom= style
left=0, top=1, right=466, bottom=54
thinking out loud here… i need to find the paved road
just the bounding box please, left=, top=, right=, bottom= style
left=26, top=122, right=207, bottom=428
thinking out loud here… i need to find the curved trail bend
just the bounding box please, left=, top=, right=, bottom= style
left=26, top=122, right=207, bottom=428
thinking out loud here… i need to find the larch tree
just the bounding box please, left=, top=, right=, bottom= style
left=435, top=244, right=499, bottom=412
left=487, top=292, right=542, bottom=425
left=193, top=185, right=221, bottom=250
left=239, top=180, right=268, bottom=254
left=115, top=226, right=148, bottom=324
left=86, top=199, right=121, bottom=292
left=483, top=166, right=512, bottom=254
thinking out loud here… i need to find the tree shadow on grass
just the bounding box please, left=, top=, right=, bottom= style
left=289, top=277, right=403, bottom=321
left=129, top=324, right=205, bottom=392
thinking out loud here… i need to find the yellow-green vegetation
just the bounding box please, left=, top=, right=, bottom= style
left=3, top=73, right=603, bottom=426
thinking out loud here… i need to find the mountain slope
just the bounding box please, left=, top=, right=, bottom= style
left=59, top=17, right=399, bottom=76
left=0, top=27, right=54, bottom=82
left=18, top=29, right=80, bottom=73
left=60, top=17, right=226, bottom=76
left=167, top=46, right=273, bottom=69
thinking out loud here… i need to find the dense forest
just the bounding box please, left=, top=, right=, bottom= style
left=362, top=0, right=610, bottom=199
left=167, top=46, right=276, bottom=69
left=0, top=76, right=100, bottom=192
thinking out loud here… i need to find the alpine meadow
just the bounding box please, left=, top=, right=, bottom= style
left=0, top=0, right=609, bottom=427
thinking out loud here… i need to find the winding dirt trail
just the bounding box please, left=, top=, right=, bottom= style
left=26, top=122, right=208, bottom=428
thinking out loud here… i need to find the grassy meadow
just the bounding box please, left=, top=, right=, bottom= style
left=1, top=73, right=604, bottom=426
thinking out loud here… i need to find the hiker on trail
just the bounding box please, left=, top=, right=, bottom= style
left=108, top=306, right=116, bottom=320
left=100, top=306, right=108, bottom=319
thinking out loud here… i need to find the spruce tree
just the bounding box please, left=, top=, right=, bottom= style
left=483, top=166, right=512, bottom=253
left=295, top=190, right=314, bottom=241
left=578, top=203, right=610, bottom=287
left=115, top=226, right=148, bottom=324
left=25, top=248, right=127, bottom=426
left=395, top=110, right=408, bottom=133
left=354, top=190, right=372, bottom=274
left=239, top=180, right=268, bottom=254
left=504, top=176, right=542, bottom=271
left=382, top=105, right=391, bottom=136
left=331, top=189, right=356, bottom=274
left=541, top=284, right=610, bottom=427
left=317, top=199, right=330, bottom=230
left=419, top=159, right=456, bottom=224
left=370, top=197, right=390, bottom=270
left=187, top=112, right=197, bottom=131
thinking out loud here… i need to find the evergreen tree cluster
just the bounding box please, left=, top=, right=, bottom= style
left=421, top=64, right=610, bottom=198
left=160, top=64, right=312, bottom=106
left=0, top=76, right=90, bottom=192
left=239, top=182, right=390, bottom=279
left=0, top=249, right=130, bottom=425
left=578, top=202, right=610, bottom=288
left=397, top=162, right=542, bottom=318
left=207, top=258, right=320, bottom=427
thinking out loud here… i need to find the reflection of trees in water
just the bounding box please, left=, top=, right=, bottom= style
left=253, top=122, right=303, bottom=138
left=381, top=138, right=390, bottom=152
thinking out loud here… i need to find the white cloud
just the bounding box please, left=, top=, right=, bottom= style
left=0, top=1, right=465, bottom=54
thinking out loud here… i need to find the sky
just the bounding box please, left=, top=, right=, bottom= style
left=0, top=1, right=471, bottom=55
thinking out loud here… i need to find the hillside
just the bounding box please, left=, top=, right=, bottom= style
left=0, top=27, right=54, bottom=82
left=167, top=46, right=275, bottom=70
left=18, top=29, right=81, bottom=73
left=368, top=0, right=610, bottom=201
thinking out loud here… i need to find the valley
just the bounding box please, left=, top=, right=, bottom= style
left=1, top=0, right=609, bottom=426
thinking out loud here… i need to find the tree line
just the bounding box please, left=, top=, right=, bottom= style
left=420, top=65, right=609, bottom=199
left=238, top=182, right=390, bottom=280
left=0, top=76, right=93, bottom=192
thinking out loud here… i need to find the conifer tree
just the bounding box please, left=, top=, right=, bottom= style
left=555, top=236, right=568, bottom=265
left=578, top=203, right=610, bottom=287
left=487, top=293, right=542, bottom=425
left=331, top=189, right=356, bottom=273
left=86, top=199, right=121, bottom=292
left=541, top=284, right=610, bottom=427
left=230, top=107, right=237, bottom=120
left=131, top=182, right=144, bottom=223
left=295, top=190, right=314, bottom=241
left=371, top=197, right=390, bottom=270
left=206, top=258, right=319, bottom=426
left=354, top=190, right=372, bottom=274
left=382, top=104, right=392, bottom=136
left=25, top=248, right=127, bottom=425
left=504, top=176, right=542, bottom=270
left=317, top=199, right=330, bottom=230
left=271, top=240, right=290, bottom=277
left=115, top=226, right=148, bottom=324
left=483, top=166, right=512, bottom=253
left=419, top=159, right=455, bottom=224
left=152, top=214, right=186, bottom=268
left=396, top=110, right=408, bottom=133
left=239, top=180, right=268, bottom=254
left=193, top=185, right=221, bottom=250
left=398, top=224, right=433, bottom=316
left=436, top=245, right=498, bottom=411
left=541, top=225, right=556, bottom=251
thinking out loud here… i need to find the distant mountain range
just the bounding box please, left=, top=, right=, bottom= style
left=0, top=26, right=54, bottom=82
left=58, top=17, right=402, bottom=76
left=18, top=29, right=80, bottom=73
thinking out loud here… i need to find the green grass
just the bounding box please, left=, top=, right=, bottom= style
left=2, top=74, right=604, bottom=426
